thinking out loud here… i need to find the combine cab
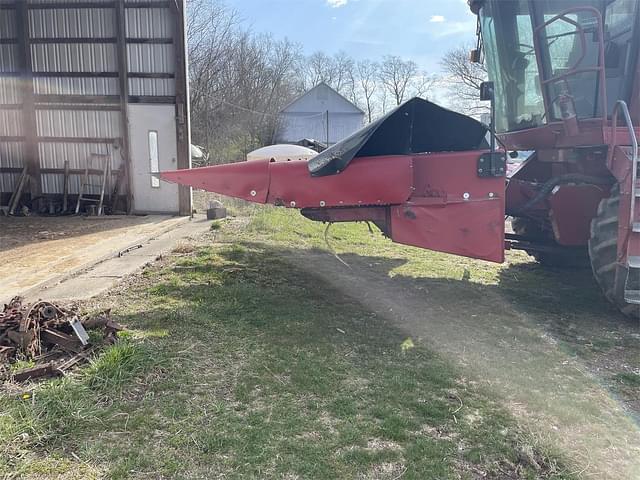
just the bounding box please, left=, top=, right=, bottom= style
left=163, top=0, right=639, bottom=319
left=470, top=0, right=640, bottom=317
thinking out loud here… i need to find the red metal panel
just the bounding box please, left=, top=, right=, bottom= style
left=161, top=159, right=271, bottom=203
left=497, top=120, right=606, bottom=152
left=548, top=184, right=608, bottom=246
left=390, top=150, right=506, bottom=263
left=411, top=151, right=505, bottom=202
left=266, top=155, right=413, bottom=208
left=390, top=200, right=505, bottom=263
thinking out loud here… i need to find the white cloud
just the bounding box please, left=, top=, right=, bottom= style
left=430, top=15, right=446, bottom=23
left=327, top=0, right=348, bottom=7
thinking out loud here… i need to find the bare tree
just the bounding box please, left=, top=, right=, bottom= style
left=305, top=51, right=336, bottom=89
left=332, top=51, right=355, bottom=96
left=379, top=55, right=418, bottom=106
left=186, top=2, right=455, bottom=162
left=187, top=1, right=302, bottom=163
left=412, top=73, right=439, bottom=100
left=302, top=50, right=356, bottom=99
left=440, top=43, right=488, bottom=115
left=355, top=60, right=379, bottom=122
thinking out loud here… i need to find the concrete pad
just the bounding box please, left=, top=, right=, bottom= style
left=0, top=215, right=208, bottom=303
left=34, top=216, right=210, bottom=301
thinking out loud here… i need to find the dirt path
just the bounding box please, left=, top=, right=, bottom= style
left=280, top=248, right=640, bottom=479
left=0, top=216, right=186, bottom=302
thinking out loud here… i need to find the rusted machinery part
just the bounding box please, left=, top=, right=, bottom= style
left=511, top=217, right=589, bottom=268
left=510, top=174, right=614, bottom=216
left=589, top=189, right=639, bottom=319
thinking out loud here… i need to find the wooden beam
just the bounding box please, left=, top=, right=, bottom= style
left=32, top=71, right=119, bottom=78
left=36, top=104, right=121, bottom=112
left=124, top=1, right=171, bottom=8
left=28, top=2, right=117, bottom=9
left=171, top=0, right=192, bottom=216
left=115, top=0, right=133, bottom=214
left=34, top=94, right=120, bottom=104
left=15, top=1, right=42, bottom=204
left=32, top=94, right=176, bottom=104
left=31, top=72, right=174, bottom=79
left=126, top=37, right=174, bottom=44
left=29, top=37, right=117, bottom=44
left=0, top=136, right=120, bottom=144
left=128, top=72, right=175, bottom=79
left=38, top=136, right=120, bottom=144
left=1, top=167, right=122, bottom=175
left=128, top=95, right=176, bottom=104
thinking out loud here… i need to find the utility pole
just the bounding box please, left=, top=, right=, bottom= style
left=326, top=110, right=330, bottom=147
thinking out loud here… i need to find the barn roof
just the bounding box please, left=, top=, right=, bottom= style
left=280, top=82, right=365, bottom=115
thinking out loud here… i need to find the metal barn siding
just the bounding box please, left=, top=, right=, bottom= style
left=0, top=0, right=191, bottom=215
left=275, top=83, right=365, bottom=145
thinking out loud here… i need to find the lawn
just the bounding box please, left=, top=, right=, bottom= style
left=0, top=216, right=574, bottom=479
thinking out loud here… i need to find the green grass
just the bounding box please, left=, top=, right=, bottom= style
left=0, top=239, right=572, bottom=479
left=613, top=372, right=640, bottom=388
left=240, top=208, right=639, bottom=365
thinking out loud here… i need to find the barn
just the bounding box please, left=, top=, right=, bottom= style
left=274, top=82, right=364, bottom=147
left=0, top=0, right=191, bottom=216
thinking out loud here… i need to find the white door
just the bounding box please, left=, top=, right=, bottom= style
left=128, top=105, right=180, bottom=214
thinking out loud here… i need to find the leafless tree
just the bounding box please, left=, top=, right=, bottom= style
left=412, top=73, right=439, bottom=100
left=332, top=51, right=355, bottom=96
left=379, top=55, right=419, bottom=106
left=186, top=1, right=451, bottom=161
left=187, top=1, right=302, bottom=163
left=355, top=60, right=379, bottom=122
left=440, top=43, right=489, bottom=115
left=302, top=51, right=356, bottom=99
left=305, top=52, right=337, bottom=89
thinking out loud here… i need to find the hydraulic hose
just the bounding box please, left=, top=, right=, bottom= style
left=511, top=173, right=614, bottom=216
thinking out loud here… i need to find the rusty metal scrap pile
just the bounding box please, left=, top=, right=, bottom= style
left=0, top=297, right=122, bottom=382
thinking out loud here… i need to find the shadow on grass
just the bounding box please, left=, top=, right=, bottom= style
left=197, top=242, right=640, bottom=414
left=100, top=242, right=576, bottom=479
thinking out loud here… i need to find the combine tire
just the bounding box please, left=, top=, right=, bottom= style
left=511, top=217, right=589, bottom=268
left=588, top=191, right=640, bottom=319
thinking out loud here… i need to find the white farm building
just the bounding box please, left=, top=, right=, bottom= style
left=274, top=83, right=364, bottom=146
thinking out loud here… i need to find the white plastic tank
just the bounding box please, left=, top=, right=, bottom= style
left=246, top=144, right=318, bottom=162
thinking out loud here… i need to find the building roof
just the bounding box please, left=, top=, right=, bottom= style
left=280, top=82, right=365, bottom=115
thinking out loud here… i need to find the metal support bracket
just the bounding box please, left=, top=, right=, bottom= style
left=477, top=152, right=506, bottom=178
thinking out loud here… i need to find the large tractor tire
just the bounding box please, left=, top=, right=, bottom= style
left=511, top=217, right=590, bottom=268
left=588, top=190, right=640, bottom=319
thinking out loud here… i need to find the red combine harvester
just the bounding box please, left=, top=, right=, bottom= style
left=163, top=0, right=640, bottom=319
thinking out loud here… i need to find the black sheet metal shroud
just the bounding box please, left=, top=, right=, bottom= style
left=308, top=97, right=489, bottom=177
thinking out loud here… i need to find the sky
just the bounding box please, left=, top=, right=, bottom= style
left=224, top=0, right=478, bottom=75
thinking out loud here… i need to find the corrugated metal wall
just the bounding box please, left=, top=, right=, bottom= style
left=0, top=0, right=183, bottom=208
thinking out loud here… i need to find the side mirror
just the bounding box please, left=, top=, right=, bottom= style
left=479, top=81, right=494, bottom=101
left=470, top=48, right=481, bottom=64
